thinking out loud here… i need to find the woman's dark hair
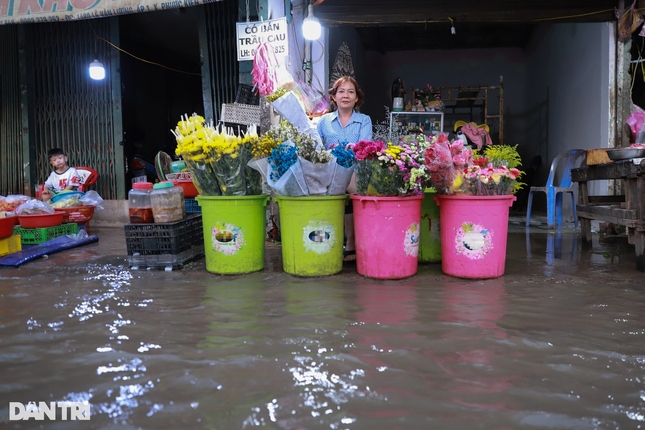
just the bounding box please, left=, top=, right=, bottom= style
left=328, top=76, right=364, bottom=110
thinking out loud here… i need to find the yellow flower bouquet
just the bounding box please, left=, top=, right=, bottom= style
left=173, top=113, right=262, bottom=196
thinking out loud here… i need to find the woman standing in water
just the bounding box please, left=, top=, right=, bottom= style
left=317, top=76, right=373, bottom=262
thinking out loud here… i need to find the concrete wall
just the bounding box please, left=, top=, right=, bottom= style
left=525, top=22, right=612, bottom=202
left=357, top=21, right=612, bottom=215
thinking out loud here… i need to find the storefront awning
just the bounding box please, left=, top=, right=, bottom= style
left=0, top=0, right=221, bottom=26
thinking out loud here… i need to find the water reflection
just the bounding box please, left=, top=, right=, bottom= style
left=242, top=277, right=377, bottom=429
left=2, top=255, right=645, bottom=428
left=526, top=231, right=579, bottom=275
left=433, top=279, right=517, bottom=411
left=198, top=277, right=268, bottom=351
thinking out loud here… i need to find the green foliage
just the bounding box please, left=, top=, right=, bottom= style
left=480, top=144, right=523, bottom=169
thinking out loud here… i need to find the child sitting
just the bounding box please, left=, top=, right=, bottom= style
left=40, top=148, right=82, bottom=202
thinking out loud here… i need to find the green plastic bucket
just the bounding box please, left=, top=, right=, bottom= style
left=419, top=189, right=441, bottom=263
left=197, top=195, right=269, bottom=274
left=274, top=195, right=348, bottom=277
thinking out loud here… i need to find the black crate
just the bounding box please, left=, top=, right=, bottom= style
left=128, top=245, right=204, bottom=270
left=124, top=214, right=203, bottom=256
left=235, top=83, right=259, bottom=105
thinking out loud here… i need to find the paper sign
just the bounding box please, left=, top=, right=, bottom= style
left=236, top=17, right=288, bottom=61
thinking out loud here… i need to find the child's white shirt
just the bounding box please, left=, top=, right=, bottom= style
left=44, top=167, right=82, bottom=192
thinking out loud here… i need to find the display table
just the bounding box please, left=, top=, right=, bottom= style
left=571, top=159, right=645, bottom=271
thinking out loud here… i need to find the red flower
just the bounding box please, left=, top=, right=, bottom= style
left=473, top=157, right=489, bottom=167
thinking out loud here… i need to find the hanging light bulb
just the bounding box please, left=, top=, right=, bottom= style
left=89, top=59, right=105, bottom=80
left=449, top=17, right=456, bottom=35
left=302, top=3, right=322, bottom=41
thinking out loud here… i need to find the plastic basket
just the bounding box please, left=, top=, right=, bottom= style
left=13, top=223, right=78, bottom=245
left=184, top=198, right=202, bottom=214
left=124, top=214, right=203, bottom=256
left=220, top=103, right=260, bottom=126
left=128, top=244, right=204, bottom=270
left=235, top=83, right=260, bottom=105
left=57, top=206, right=95, bottom=223
left=0, top=235, right=22, bottom=257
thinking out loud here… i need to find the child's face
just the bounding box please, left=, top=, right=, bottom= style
left=49, top=154, right=68, bottom=171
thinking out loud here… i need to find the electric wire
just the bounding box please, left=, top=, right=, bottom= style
left=96, top=36, right=201, bottom=77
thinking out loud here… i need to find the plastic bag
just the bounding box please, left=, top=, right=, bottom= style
left=616, top=0, right=643, bottom=41
left=15, top=199, right=55, bottom=215
left=0, top=195, right=29, bottom=212
left=5, top=195, right=30, bottom=207
left=79, top=190, right=105, bottom=210
left=51, top=196, right=82, bottom=208
left=627, top=103, right=645, bottom=143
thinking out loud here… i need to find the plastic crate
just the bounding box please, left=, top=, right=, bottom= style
left=13, top=223, right=78, bottom=245
left=0, top=235, right=22, bottom=257
left=128, top=244, right=204, bottom=270
left=185, top=198, right=202, bottom=214
left=220, top=103, right=260, bottom=126
left=124, top=214, right=203, bottom=256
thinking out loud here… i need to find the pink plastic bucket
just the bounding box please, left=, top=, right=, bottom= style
left=434, top=194, right=516, bottom=279
left=351, top=194, right=424, bottom=279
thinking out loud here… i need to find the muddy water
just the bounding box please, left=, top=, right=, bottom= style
left=1, top=231, right=644, bottom=429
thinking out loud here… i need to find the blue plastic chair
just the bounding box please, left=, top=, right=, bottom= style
left=525, top=149, right=587, bottom=228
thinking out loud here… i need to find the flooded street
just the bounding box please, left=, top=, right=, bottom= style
left=1, top=226, right=644, bottom=429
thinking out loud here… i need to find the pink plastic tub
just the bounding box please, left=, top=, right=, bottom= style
left=351, top=194, right=424, bottom=279
left=434, top=194, right=516, bottom=279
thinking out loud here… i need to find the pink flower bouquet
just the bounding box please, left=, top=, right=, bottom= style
left=424, top=133, right=473, bottom=194
left=424, top=135, right=524, bottom=196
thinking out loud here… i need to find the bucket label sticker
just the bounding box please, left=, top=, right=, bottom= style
left=404, top=223, right=420, bottom=257
left=303, top=221, right=336, bottom=254
left=455, top=222, right=493, bottom=259
left=211, top=223, right=245, bottom=255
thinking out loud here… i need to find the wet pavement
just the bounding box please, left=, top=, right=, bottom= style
left=0, top=215, right=644, bottom=429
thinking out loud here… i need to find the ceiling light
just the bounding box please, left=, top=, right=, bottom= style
left=89, top=59, right=105, bottom=80
left=302, top=4, right=322, bottom=41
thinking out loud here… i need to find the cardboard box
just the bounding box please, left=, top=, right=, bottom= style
left=586, top=148, right=612, bottom=165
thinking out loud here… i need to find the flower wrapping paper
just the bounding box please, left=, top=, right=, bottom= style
left=271, top=91, right=322, bottom=145
left=266, top=161, right=309, bottom=196
left=327, top=163, right=355, bottom=196
left=298, top=156, right=335, bottom=195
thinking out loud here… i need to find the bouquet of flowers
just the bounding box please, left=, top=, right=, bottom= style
left=458, top=145, right=524, bottom=195
left=424, top=135, right=524, bottom=196
left=173, top=113, right=262, bottom=196
left=248, top=121, right=354, bottom=196
left=424, top=133, right=474, bottom=194
left=351, top=135, right=432, bottom=197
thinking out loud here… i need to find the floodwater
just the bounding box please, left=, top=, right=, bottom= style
left=0, top=227, right=644, bottom=429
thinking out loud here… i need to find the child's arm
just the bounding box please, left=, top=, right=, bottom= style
left=40, top=186, right=53, bottom=202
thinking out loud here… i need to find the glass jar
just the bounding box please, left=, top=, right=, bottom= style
left=128, top=182, right=154, bottom=223
left=150, top=181, right=185, bottom=223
